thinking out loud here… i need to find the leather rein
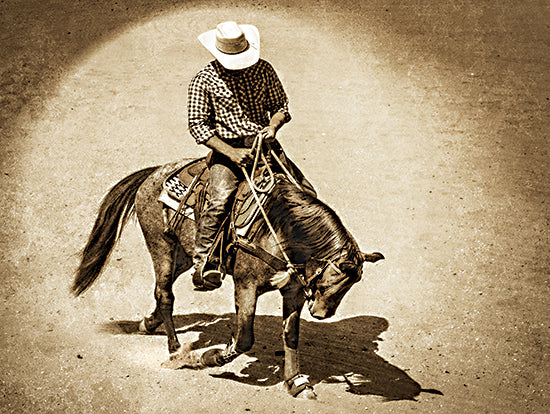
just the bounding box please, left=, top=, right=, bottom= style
left=233, top=133, right=352, bottom=298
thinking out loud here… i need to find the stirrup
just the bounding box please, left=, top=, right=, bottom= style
left=284, top=374, right=313, bottom=397
left=193, top=264, right=223, bottom=291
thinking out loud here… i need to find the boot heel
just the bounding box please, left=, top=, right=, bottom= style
left=201, top=269, right=223, bottom=290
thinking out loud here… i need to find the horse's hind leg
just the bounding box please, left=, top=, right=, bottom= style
left=141, top=235, right=191, bottom=354
left=134, top=164, right=194, bottom=354
left=139, top=243, right=191, bottom=336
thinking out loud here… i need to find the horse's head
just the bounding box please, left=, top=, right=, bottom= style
left=265, top=179, right=384, bottom=318
left=305, top=251, right=384, bottom=319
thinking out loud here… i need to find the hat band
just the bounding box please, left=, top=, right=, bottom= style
left=215, top=33, right=249, bottom=55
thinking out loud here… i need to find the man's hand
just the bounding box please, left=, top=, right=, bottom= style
left=204, top=135, right=253, bottom=168
left=260, top=126, right=277, bottom=144
left=262, top=110, right=288, bottom=144
left=228, top=148, right=253, bottom=167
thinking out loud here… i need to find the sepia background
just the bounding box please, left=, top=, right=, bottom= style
left=1, top=0, right=548, bottom=412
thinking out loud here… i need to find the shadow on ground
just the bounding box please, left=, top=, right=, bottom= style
left=102, top=313, right=441, bottom=401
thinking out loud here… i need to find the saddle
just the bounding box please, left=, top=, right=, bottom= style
left=158, top=158, right=275, bottom=273
left=158, top=158, right=208, bottom=221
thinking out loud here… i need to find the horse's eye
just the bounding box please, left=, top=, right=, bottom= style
left=345, top=268, right=361, bottom=283
left=339, top=261, right=357, bottom=272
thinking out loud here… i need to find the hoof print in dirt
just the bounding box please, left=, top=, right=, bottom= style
left=161, top=344, right=203, bottom=370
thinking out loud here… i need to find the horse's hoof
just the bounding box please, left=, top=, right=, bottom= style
left=296, top=387, right=317, bottom=400
left=200, top=348, right=224, bottom=367
left=285, top=374, right=316, bottom=400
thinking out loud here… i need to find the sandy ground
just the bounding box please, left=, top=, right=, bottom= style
left=1, top=0, right=548, bottom=412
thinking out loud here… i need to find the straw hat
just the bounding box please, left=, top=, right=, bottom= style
left=198, top=21, right=260, bottom=70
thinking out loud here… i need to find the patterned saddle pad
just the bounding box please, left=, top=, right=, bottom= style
left=158, top=158, right=209, bottom=220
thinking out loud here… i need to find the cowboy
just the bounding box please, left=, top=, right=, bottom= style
left=188, top=21, right=313, bottom=290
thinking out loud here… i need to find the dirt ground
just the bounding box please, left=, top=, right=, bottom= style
left=1, top=0, right=548, bottom=412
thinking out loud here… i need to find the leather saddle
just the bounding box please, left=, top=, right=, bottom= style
left=158, top=157, right=274, bottom=260
left=158, top=158, right=209, bottom=222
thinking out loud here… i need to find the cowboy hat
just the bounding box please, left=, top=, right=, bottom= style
left=198, top=21, right=260, bottom=70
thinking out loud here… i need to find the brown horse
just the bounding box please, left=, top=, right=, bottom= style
left=73, top=158, right=384, bottom=399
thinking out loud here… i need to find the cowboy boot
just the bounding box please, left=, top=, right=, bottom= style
left=192, top=257, right=223, bottom=291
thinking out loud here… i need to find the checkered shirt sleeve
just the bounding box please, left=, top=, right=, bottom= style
left=263, top=62, right=291, bottom=123
left=188, top=72, right=216, bottom=145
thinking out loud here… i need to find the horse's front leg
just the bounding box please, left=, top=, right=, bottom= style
left=281, top=280, right=316, bottom=399
left=201, top=284, right=257, bottom=367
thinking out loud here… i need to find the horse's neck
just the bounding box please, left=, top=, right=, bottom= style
left=265, top=185, right=347, bottom=263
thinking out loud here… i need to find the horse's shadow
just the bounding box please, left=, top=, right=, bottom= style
left=102, top=313, right=439, bottom=401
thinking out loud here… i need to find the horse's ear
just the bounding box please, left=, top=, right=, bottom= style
left=361, top=252, right=385, bottom=263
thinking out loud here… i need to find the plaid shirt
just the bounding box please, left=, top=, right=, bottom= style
left=188, top=59, right=291, bottom=145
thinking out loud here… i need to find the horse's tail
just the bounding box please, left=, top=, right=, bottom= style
left=72, top=166, right=158, bottom=296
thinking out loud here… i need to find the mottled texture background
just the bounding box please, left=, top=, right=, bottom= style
left=1, top=0, right=548, bottom=412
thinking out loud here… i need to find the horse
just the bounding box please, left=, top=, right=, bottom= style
left=72, top=157, right=384, bottom=399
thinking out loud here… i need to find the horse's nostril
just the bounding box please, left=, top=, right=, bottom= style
left=308, top=301, right=329, bottom=319
left=312, top=309, right=330, bottom=319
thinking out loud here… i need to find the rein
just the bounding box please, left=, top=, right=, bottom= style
left=231, top=238, right=344, bottom=300
left=237, top=133, right=350, bottom=297
left=240, top=133, right=300, bottom=288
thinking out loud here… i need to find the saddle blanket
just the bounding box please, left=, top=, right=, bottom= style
left=158, top=158, right=208, bottom=220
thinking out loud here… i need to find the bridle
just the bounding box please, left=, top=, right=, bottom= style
left=232, top=236, right=354, bottom=300
left=298, top=257, right=357, bottom=301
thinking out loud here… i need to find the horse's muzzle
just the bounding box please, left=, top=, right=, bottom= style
left=307, top=299, right=335, bottom=319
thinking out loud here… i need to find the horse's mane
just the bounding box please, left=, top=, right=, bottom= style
left=265, top=178, right=361, bottom=264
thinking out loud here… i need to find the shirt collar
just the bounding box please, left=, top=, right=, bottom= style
left=212, top=59, right=259, bottom=77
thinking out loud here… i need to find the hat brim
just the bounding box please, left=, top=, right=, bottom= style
left=198, top=24, right=260, bottom=70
